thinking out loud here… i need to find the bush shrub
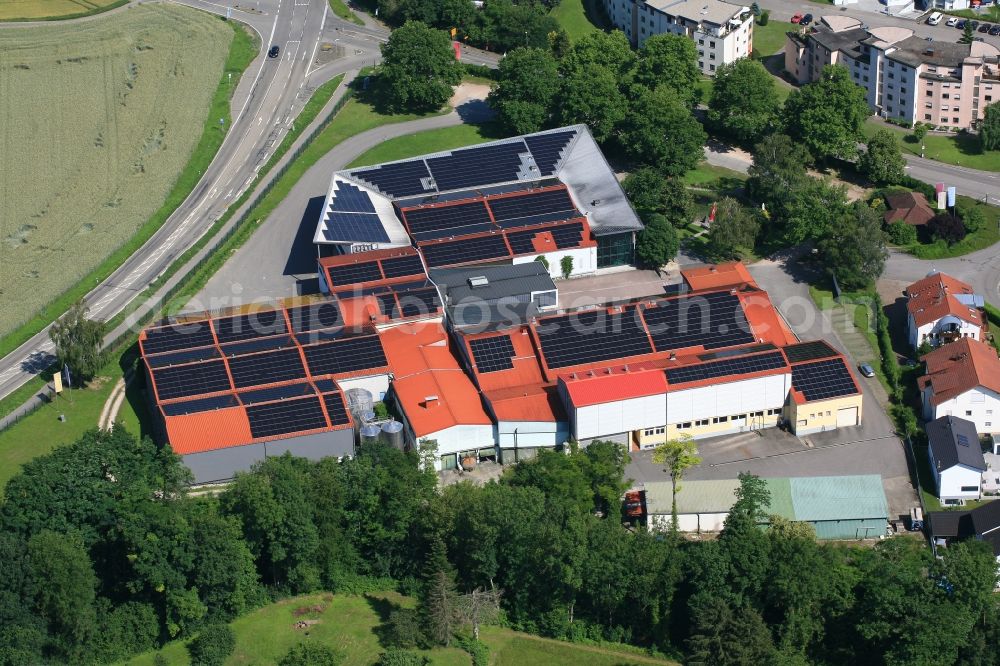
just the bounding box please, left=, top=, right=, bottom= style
left=378, top=648, right=429, bottom=666
left=462, top=62, right=496, bottom=81
left=386, top=608, right=424, bottom=648
left=278, top=642, right=344, bottom=666
left=187, top=624, right=236, bottom=666
left=454, top=635, right=490, bottom=666
left=758, top=10, right=769, bottom=25
left=958, top=205, right=985, bottom=233
left=885, top=221, right=917, bottom=245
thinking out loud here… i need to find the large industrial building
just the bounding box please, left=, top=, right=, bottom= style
left=313, top=125, right=643, bottom=275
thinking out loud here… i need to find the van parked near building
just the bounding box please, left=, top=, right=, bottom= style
left=927, top=12, right=943, bottom=25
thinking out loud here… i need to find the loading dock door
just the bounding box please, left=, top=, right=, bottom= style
left=837, top=407, right=859, bottom=427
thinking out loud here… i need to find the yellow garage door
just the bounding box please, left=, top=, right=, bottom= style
left=837, top=407, right=858, bottom=427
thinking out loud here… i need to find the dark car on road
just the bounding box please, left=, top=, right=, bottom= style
left=957, top=19, right=967, bottom=29
left=268, top=45, right=280, bottom=58
left=991, top=24, right=1000, bottom=35
left=979, top=22, right=991, bottom=32
left=801, top=13, right=813, bottom=25
left=971, top=21, right=980, bottom=30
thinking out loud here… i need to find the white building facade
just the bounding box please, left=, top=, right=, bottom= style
left=923, top=387, right=1000, bottom=435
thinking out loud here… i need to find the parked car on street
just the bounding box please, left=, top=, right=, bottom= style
left=801, top=13, right=813, bottom=25
left=991, top=24, right=1000, bottom=35
left=791, top=12, right=803, bottom=24
left=859, top=363, right=876, bottom=378
left=928, top=11, right=943, bottom=25
left=979, top=22, right=992, bottom=33
left=946, top=17, right=959, bottom=27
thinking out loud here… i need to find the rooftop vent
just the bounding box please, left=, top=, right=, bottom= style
left=924, top=48, right=934, bottom=56
left=424, top=395, right=439, bottom=405
left=468, top=276, right=489, bottom=288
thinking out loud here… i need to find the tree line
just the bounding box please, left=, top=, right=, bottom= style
left=2, top=428, right=999, bottom=665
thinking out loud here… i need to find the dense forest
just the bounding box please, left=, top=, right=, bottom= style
left=1, top=428, right=998, bottom=665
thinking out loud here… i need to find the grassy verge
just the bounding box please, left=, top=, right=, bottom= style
left=550, top=0, right=604, bottom=40
left=0, top=21, right=258, bottom=362
left=864, top=118, right=1000, bottom=171
left=0, top=0, right=127, bottom=22
left=347, top=122, right=500, bottom=168
left=328, top=0, right=363, bottom=25
left=126, top=591, right=678, bottom=665
left=683, top=163, right=748, bottom=187
left=754, top=20, right=796, bottom=56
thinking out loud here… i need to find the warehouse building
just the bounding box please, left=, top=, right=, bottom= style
left=314, top=125, right=643, bottom=273
left=642, top=475, right=890, bottom=539
left=139, top=299, right=393, bottom=483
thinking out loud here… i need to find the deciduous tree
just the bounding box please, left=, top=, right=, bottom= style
left=708, top=197, right=759, bottom=259
left=981, top=104, right=1000, bottom=151
left=618, top=87, right=706, bottom=176
left=859, top=129, right=905, bottom=186
left=556, top=64, right=627, bottom=142
left=635, top=213, right=679, bottom=269
left=929, top=212, right=968, bottom=244
left=708, top=60, right=783, bottom=144
left=651, top=434, right=701, bottom=529
left=49, top=299, right=105, bottom=384
left=819, top=202, right=888, bottom=290
left=635, top=34, right=700, bottom=105
left=488, top=47, right=560, bottom=135
left=375, top=21, right=462, bottom=113
left=784, top=65, right=870, bottom=161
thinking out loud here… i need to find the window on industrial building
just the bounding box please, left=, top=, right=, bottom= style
left=954, top=117, right=960, bottom=123
left=710, top=64, right=715, bottom=71
left=699, top=39, right=704, bottom=44
left=901, top=87, right=907, bottom=94
left=734, top=414, right=746, bottom=421
left=967, top=410, right=974, bottom=416
left=679, top=422, right=692, bottom=429
left=927, top=90, right=933, bottom=97
left=988, top=96, right=994, bottom=102
left=987, top=422, right=992, bottom=428
left=925, top=114, right=932, bottom=120
left=710, top=41, right=716, bottom=48
left=826, top=411, right=831, bottom=416
left=943, top=93, right=950, bottom=99
left=810, top=413, right=816, bottom=419
left=899, top=109, right=905, bottom=117
left=643, top=426, right=666, bottom=436
left=695, top=419, right=710, bottom=427
left=961, top=486, right=980, bottom=492
left=713, top=416, right=729, bottom=423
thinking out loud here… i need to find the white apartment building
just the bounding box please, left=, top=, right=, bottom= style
left=603, top=0, right=754, bottom=75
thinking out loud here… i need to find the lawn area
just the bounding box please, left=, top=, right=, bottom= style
left=550, top=0, right=606, bottom=41
left=328, top=0, right=363, bottom=25
left=347, top=123, right=502, bottom=168
left=864, top=118, right=1000, bottom=171
left=0, top=0, right=126, bottom=21
left=683, top=162, right=748, bottom=187
left=895, top=195, right=1000, bottom=260
left=127, top=591, right=678, bottom=666
left=0, top=7, right=256, bottom=360
left=753, top=19, right=796, bottom=56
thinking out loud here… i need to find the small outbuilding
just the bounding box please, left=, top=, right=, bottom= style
left=926, top=415, right=986, bottom=505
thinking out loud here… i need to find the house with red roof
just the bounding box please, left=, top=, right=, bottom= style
left=919, top=338, right=1000, bottom=435
left=906, top=271, right=986, bottom=350
left=884, top=191, right=935, bottom=228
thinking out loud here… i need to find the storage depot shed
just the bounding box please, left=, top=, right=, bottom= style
left=643, top=475, right=889, bottom=539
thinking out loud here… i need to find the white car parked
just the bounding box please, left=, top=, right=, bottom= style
left=946, top=17, right=960, bottom=27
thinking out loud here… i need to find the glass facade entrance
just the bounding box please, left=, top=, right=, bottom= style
left=596, top=232, right=635, bottom=268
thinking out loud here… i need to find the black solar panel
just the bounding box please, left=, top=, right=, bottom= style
left=641, top=292, right=755, bottom=353
left=146, top=345, right=220, bottom=369
left=666, top=351, right=788, bottom=385
left=219, top=335, right=294, bottom=358
left=375, top=292, right=399, bottom=318
left=161, top=394, right=239, bottom=416
left=506, top=222, right=584, bottom=256
left=397, top=288, right=441, bottom=318
left=328, top=260, right=383, bottom=287
left=143, top=321, right=214, bottom=355
left=313, top=378, right=338, bottom=393
left=303, top=335, right=388, bottom=375
left=783, top=340, right=839, bottom=364
left=403, top=201, right=494, bottom=240
left=380, top=254, right=425, bottom=279
left=287, top=302, right=343, bottom=333
left=322, top=212, right=390, bottom=243
left=791, top=358, right=858, bottom=402
left=537, top=308, right=653, bottom=369
left=239, top=382, right=315, bottom=405
left=426, top=141, right=529, bottom=192
left=246, top=396, right=328, bottom=439
left=525, top=130, right=577, bottom=176
left=420, top=234, right=510, bottom=268
left=153, top=360, right=232, bottom=400
left=698, top=343, right=777, bottom=362
left=390, top=279, right=434, bottom=293
left=469, top=335, right=516, bottom=373
left=322, top=391, right=351, bottom=426
left=329, top=181, right=377, bottom=213
left=488, top=188, right=577, bottom=225
left=352, top=160, right=431, bottom=198
left=213, top=310, right=286, bottom=345
left=227, top=348, right=307, bottom=389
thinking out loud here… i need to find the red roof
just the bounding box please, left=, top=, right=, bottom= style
left=920, top=338, right=1000, bottom=406
left=906, top=272, right=983, bottom=329
left=681, top=262, right=757, bottom=291
left=318, top=247, right=426, bottom=292
left=739, top=290, right=798, bottom=347
left=559, top=366, right=667, bottom=407
left=486, top=383, right=566, bottom=423
left=884, top=191, right=935, bottom=226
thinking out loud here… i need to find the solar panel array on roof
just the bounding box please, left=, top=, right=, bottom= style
left=329, top=181, right=377, bottom=213
left=143, top=321, right=214, bottom=355
left=791, top=358, right=858, bottom=401
left=352, top=160, right=431, bottom=198
left=161, top=394, right=239, bottom=416
left=146, top=345, right=220, bottom=369
left=328, top=260, right=383, bottom=287
left=666, top=351, right=787, bottom=386
left=246, top=396, right=328, bottom=438
left=537, top=308, right=653, bottom=369
left=524, top=130, right=577, bottom=175
left=783, top=340, right=839, bottom=364
left=398, top=288, right=441, bottom=318
left=420, top=234, right=510, bottom=268
left=403, top=201, right=494, bottom=241
left=641, top=292, right=755, bottom=353
left=219, top=335, right=294, bottom=358
left=287, top=302, right=343, bottom=333
left=322, top=391, right=351, bottom=426
left=227, top=348, right=306, bottom=389
left=213, top=310, right=287, bottom=345
left=153, top=360, right=232, bottom=400
left=322, top=212, right=391, bottom=244
left=380, top=254, right=425, bottom=279
left=238, top=382, right=314, bottom=405
left=376, top=292, right=400, bottom=318
left=426, top=141, right=529, bottom=192
left=506, top=221, right=585, bottom=256
left=489, top=188, right=579, bottom=228
left=698, top=343, right=777, bottom=362
left=469, top=335, right=516, bottom=373
left=303, top=335, right=388, bottom=376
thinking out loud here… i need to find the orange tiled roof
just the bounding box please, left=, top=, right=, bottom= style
left=560, top=366, right=668, bottom=407
left=906, top=272, right=982, bottom=329
left=681, top=262, right=758, bottom=291
left=884, top=192, right=935, bottom=227
left=920, top=338, right=1000, bottom=406
left=485, top=383, right=566, bottom=423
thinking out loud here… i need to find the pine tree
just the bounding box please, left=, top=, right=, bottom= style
left=419, top=537, right=459, bottom=647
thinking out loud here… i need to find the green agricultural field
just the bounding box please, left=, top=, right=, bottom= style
left=0, top=0, right=126, bottom=21
left=0, top=4, right=232, bottom=337
left=128, top=591, right=678, bottom=666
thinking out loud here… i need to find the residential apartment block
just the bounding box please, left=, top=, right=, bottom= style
left=786, top=16, right=1000, bottom=130
left=602, top=0, right=754, bottom=75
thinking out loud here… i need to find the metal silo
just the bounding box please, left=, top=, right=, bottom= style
left=345, top=388, right=374, bottom=424
left=360, top=424, right=382, bottom=446
left=380, top=420, right=404, bottom=450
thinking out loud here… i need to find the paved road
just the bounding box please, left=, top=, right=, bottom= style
left=0, top=0, right=496, bottom=402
